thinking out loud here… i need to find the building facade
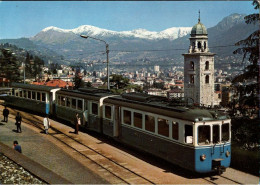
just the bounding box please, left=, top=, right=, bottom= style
left=183, top=15, right=215, bottom=106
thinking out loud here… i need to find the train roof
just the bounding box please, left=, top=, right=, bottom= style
left=11, top=83, right=60, bottom=92
left=108, top=93, right=229, bottom=122
left=57, top=88, right=113, bottom=98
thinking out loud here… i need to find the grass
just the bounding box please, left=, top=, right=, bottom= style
left=231, top=143, right=259, bottom=176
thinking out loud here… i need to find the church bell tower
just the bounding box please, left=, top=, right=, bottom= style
left=183, top=11, right=215, bottom=106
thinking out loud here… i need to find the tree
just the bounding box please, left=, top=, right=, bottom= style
left=232, top=0, right=259, bottom=108
left=109, top=74, right=129, bottom=89
left=73, top=73, right=84, bottom=89
left=0, top=48, right=20, bottom=82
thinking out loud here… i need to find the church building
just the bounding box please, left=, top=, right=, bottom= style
left=183, top=13, right=215, bottom=106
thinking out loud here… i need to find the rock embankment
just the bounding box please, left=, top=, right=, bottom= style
left=0, top=154, right=44, bottom=184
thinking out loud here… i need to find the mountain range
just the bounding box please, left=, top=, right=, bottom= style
left=0, top=13, right=257, bottom=65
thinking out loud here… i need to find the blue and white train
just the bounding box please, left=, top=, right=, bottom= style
left=2, top=83, right=231, bottom=174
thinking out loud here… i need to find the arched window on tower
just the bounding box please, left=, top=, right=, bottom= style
left=198, top=42, right=201, bottom=49
left=205, top=75, right=209, bottom=84
left=205, top=61, right=209, bottom=70
left=190, top=75, right=194, bottom=84
left=190, top=61, right=194, bottom=70
left=192, top=42, right=195, bottom=51
left=204, top=42, right=207, bottom=50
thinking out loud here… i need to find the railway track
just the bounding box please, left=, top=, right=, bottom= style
left=1, top=108, right=155, bottom=184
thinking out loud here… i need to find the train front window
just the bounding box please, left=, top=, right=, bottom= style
left=213, top=125, right=220, bottom=144
left=134, top=112, right=142, bottom=129
left=158, top=118, right=169, bottom=137
left=198, top=126, right=210, bottom=145
left=145, top=115, right=155, bottom=133
left=222, top=123, right=230, bottom=142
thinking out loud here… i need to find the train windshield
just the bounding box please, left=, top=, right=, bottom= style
left=222, top=123, right=230, bottom=142
left=198, top=126, right=210, bottom=145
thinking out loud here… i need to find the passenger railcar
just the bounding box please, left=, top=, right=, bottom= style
left=4, top=83, right=60, bottom=115
left=3, top=83, right=231, bottom=174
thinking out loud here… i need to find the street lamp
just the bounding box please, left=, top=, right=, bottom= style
left=22, top=61, right=25, bottom=84
left=80, top=35, right=110, bottom=90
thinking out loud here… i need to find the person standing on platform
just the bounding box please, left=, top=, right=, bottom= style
left=13, top=140, right=22, bottom=153
left=74, top=113, right=81, bottom=134
left=43, top=115, right=50, bottom=134
left=3, top=106, right=9, bottom=123
left=15, top=112, right=22, bottom=133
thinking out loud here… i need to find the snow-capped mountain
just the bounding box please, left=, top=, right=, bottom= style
left=39, top=25, right=192, bottom=40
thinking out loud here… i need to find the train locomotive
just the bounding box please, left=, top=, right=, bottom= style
left=3, top=83, right=231, bottom=174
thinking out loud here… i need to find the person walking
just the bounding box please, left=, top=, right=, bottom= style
left=43, top=115, right=50, bottom=134
left=3, top=106, right=9, bottom=123
left=13, top=140, right=22, bottom=153
left=15, top=112, right=22, bottom=133
left=74, top=113, right=81, bottom=134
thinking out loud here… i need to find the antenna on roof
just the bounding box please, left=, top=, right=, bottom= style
left=198, top=10, right=201, bottom=23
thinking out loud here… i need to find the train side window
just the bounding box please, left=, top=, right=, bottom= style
left=104, top=105, right=112, bottom=120
left=61, top=96, right=65, bottom=106
left=213, top=125, right=220, bottom=144
left=85, top=100, right=88, bottom=110
left=32, top=91, right=36, bottom=100
left=145, top=115, right=155, bottom=132
left=37, top=92, right=41, bottom=101
left=77, top=100, right=83, bottom=110
left=91, top=102, right=98, bottom=115
left=19, top=90, right=23, bottom=97
left=42, top=93, right=46, bottom=102
left=185, top=125, right=193, bottom=144
left=222, top=123, right=230, bottom=142
left=134, top=112, right=142, bottom=129
left=72, top=99, right=76, bottom=109
left=123, top=110, right=131, bottom=125
left=66, top=97, right=71, bottom=108
left=198, top=126, right=210, bottom=145
left=158, top=118, right=169, bottom=137
left=23, top=90, right=27, bottom=98
left=172, top=122, right=179, bottom=140
left=28, top=91, right=31, bottom=99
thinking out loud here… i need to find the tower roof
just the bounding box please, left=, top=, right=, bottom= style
left=191, top=10, right=207, bottom=35
left=191, top=22, right=207, bottom=35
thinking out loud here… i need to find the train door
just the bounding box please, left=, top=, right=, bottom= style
left=113, top=105, right=120, bottom=137
left=83, top=99, right=88, bottom=127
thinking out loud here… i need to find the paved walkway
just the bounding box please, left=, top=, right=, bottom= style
left=0, top=112, right=108, bottom=184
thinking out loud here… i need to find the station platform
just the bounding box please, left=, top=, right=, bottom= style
left=0, top=110, right=109, bottom=184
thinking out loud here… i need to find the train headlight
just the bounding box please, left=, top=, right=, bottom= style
left=200, top=154, right=206, bottom=161
left=225, top=150, right=230, bottom=157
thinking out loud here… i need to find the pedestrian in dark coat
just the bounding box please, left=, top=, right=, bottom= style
left=74, top=113, right=81, bottom=134
left=13, top=140, right=22, bottom=153
left=15, top=112, right=22, bottom=133
left=3, top=106, right=9, bottom=123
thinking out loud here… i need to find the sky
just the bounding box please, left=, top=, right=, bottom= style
left=0, top=1, right=257, bottom=39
